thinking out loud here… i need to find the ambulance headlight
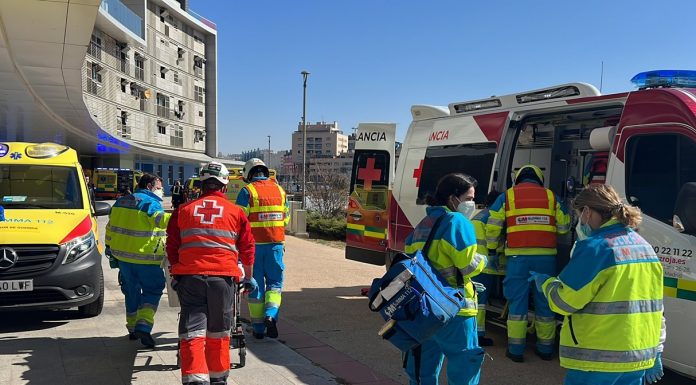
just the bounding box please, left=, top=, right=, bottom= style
left=63, top=231, right=96, bottom=264
left=26, top=143, right=69, bottom=159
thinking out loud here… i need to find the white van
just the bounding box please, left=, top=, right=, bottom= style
left=346, top=70, right=696, bottom=378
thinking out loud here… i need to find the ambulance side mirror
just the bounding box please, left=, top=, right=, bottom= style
left=94, top=201, right=112, bottom=217
left=674, top=183, right=696, bottom=235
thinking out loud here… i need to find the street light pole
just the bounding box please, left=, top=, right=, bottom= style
left=267, top=135, right=271, bottom=164
left=301, top=70, right=310, bottom=209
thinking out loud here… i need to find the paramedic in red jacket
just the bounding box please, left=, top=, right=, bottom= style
left=166, top=161, right=256, bottom=385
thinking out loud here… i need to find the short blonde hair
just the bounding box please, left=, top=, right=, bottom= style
left=573, top=184, right=642, bottom=228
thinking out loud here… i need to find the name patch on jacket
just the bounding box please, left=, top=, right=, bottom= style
left=515, top=215, right=550, bottom=225
left=258, top=212, right=283, bottom=221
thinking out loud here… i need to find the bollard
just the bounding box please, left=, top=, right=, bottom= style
left=294, top=209, right=309, bottom=238
left=286, top=201, right=299, bottom=234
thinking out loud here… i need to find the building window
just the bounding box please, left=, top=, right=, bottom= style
left=193, top=34, right=203, bottom=44
left=165, top=24, right=170, bottom=37
left=194, top=130, right=205, bottom=143
left=193, top=57, right=204, bottom=77
left=157, top=122, right=167, bottom=135
left=135, top=55, right=144, bottom=80
left=168, top=166, right=174, bottom=185
left=160, top=66, right=167, bottom=79
left=175, top=100, right=185, bottom=119
left=171, top=125, right=184, bottom=148
left=88, top=34, right=101, bottom=59
left=178, top=166, right=184, bottom=181
left=118, top=111, right=130, bottom=139
left=194, top=86, right=205, bottom=103
left=626, top=134, right=696, bottom=224
left=157, top=165, right=163, bottom=178
left=120, top=78, right=127, bottom=93
left=177, top=47, right=185, bottom=63
left=156, top=93, right=170, bottom=118
left=198, top=111, right=203, bottom=117
left=173, top=72, right=180, bottom=84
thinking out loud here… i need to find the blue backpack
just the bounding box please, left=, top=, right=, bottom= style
left=368, top=214, right=467, bottom=352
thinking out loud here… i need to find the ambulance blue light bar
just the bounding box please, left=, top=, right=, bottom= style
left=631, top=70, right=696, bottom=89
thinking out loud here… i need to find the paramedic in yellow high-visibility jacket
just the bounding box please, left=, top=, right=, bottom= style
left=486, top=164, right=571, bottom=362
left=105, top=173, right=170, bottom=349
left=403, top=173, right=486, bottom=385
left=470, top=190, right=505, bottom=346
left=533, top=184, right=665, bottom=385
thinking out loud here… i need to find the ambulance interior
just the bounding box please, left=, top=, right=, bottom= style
left=508, top=106, right=624, bottom=267
left=482, top=106, right=625, bottom=316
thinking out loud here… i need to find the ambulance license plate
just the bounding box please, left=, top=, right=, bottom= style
left=0, top=279, right=33, bottom=292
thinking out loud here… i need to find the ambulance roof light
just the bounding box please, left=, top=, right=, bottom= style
left=453, top=99, right=502, bottom=113
left=25, top=143, right=69, bottom=159
left=631, top=70, right=696, bottom=90
left=516, top=86, right=581, bottom=104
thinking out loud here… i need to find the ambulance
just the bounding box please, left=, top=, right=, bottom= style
left=0, top=142, right=111, bottom=316
left=93, top=168, right=143, bottom=199
left=347, top=70, right=696, bottom=377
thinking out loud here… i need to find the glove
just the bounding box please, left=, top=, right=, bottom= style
left=487, top=249, right=498, bottom=271
left=170, top=275, right=180, bottom=292
left=528, top=271, right=551, bottom=293
left=242, top=277, right=258, bottom=294
left=644, top=352, right=663, bottom=384
left=473, top=281, right=486, bottom=293
left=105, top=247, right=119, bottom=269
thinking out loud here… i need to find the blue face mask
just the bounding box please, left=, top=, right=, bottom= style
left=576, top=208, right=592, bottom=240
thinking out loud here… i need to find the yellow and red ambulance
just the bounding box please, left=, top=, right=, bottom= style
left=0, top=142, right=111, bottom=316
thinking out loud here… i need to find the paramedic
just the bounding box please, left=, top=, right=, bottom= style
left=171, top=180, right=184, bottom=209
left=486, top=164, right=571, bottom=362
left=532, top=184, right=665, bottom=385
left=236, top=158, right=290, bottom=339
left=403, top=173, right=486, bottom=385
left=166, top=161, right=256, bottom=385
left=105, top=173, right=170, bottom=348
left=470, top=190, right=504, bottom=346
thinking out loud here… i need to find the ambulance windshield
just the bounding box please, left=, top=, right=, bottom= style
left=0, top=165, right=83, bottom=209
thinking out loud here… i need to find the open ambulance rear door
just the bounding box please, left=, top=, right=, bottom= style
left=346, top=123, right=396, bottom=265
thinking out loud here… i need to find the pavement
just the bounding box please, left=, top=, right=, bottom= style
left=0, top=197, right=695, bottom=384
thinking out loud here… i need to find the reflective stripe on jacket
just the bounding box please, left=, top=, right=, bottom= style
left=541, top=221, right=663, bottom=372
left=486, top=183, right=570, bottom=256
left=404, top=206, right=486, bottom=317
left=471, top=208, right=505, bottom=275
left=237, top=179, right=289, bottom=244
left=167, top=191, right=255, bottom=277
left=105, top=189, right=170, bottom=265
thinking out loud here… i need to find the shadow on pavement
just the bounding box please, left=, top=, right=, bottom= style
left=0, top=310, right=179, bottom=385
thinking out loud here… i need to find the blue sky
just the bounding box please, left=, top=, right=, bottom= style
left=189, top=0, right=696, bottom=155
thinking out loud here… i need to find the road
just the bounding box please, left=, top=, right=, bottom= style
left=0, top=206, right=693, bottom=385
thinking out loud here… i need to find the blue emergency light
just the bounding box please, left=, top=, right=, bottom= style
left=631, top=70, right=696, bottom=89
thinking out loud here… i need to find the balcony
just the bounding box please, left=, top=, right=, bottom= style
left=99, top=0, right=143, bottom=39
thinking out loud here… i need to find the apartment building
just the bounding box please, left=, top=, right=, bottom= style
left=291, top=121, right=349, bottom=162
left=81, top=0, right=217, bottom=187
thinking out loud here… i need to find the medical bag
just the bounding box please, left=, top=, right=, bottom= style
left=367, top=214, right=466, bottom=351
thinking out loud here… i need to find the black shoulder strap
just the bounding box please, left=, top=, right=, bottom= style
left=422, top=213, right=447, bottom=257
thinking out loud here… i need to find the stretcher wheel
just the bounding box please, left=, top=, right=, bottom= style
left=239, top=347, right=246, bottom=368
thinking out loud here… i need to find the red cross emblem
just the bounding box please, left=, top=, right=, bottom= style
left=413, top=160, right=424, bottom=187
left=193, top=199, right=224, bottom=224
left=357, top=157, right=382, bottom=191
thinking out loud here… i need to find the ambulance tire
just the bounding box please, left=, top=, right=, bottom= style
left=78, top=270, right=104, bottom=317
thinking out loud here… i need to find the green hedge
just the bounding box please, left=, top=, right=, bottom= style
left=307, top=213, right=346, bottom=240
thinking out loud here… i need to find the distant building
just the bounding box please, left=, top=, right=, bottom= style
left=292, top=121, right=349, bottom=162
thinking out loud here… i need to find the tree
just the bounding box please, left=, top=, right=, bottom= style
left=306, top=161, right=349, bottom=218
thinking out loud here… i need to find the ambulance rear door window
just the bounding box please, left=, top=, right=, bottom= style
left=417, top=142, right=496, bottom=205
left=350, top=150, right=390, bottom=210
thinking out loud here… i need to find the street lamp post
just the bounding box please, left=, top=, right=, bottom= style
left=301, top=70, right=310, bottom=209
left=267, top=135, right=271, bottom=164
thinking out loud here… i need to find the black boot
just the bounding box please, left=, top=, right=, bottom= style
left=135, top=331, right=156, bottom=348
left=506, top=350, right=524, bottom=363
left=478, top=336, right=494, bottom=346
left=128, top=332, right=138, bottom=340
left=264, top=316, right=278, bottom=338
left=534, top=348, right=554, bottom=361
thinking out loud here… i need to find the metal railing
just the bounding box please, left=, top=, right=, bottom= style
left=100, top=0, right=143, bottom=38
left=87, top=42, right=101, bottom=59
left=157, top=106, right=170, bottom=119
left=188, top=9, right=217, bottom=30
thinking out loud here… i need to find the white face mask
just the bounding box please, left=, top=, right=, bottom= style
left=153, top=188, right=164, bottom=199
left=456, top=200, right=476, bottom=219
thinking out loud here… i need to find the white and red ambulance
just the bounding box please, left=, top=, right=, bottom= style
left=347, top=70, right=696, bottom=377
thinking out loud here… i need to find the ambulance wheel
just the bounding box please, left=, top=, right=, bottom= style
left=78, top=270, right=104, bottom=317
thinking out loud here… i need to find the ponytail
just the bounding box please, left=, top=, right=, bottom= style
left=573, top=184, right=642, bottom=229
